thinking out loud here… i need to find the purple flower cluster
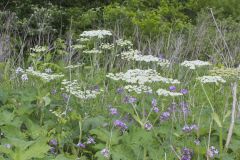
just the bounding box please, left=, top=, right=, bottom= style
left=169, top=86, right=177, bottom=92
left=116, top=87, right=124, bottom=94
left=124, top=96, right=137, bottom=104
left=144, top=122, right=153, bottom=131
left=76, top=142, right=86, bottom=148
left=169, top=86, right=188, bottom=95
left=160, top=112, right=171, bottom=121
left=76, top=137, right=96, bottom=149
left=86, top=136, right=96, bottom=144
left=182, top=124, right=199, bottom=133
left=180, top=89, right=188, bottom=95
left=207, top=146, right=219, bottom=158
left=151, top=98, right=159, bottom=113
left=101, top=148, right=110, bottom=158
left=114, top=120, right=128, bottom=131
left=181, top=147, right=193, bottom=160
left=49, top=139, right=58, bottom=155
left=109, top=107, right=118, bottom=115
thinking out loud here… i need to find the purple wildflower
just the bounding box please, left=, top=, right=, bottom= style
left=181, top=147, right=193, bottom=160
left=160, top=112, right=171, bottom=121
left=169, top=86, right=176, bottom=92
left=93, top=85, right=100, bottom=91
left=76, top=142, right=86, bottom=148
left=190, top=124, right=199, bottom=131
left=153, top=107, right=159, bottom=113
left=101, top=148, right=110, bottom=158
left=207, top=146, right=219, bottom=158
left=151, top=98, right=157, bottom=107
left=158, top=53, right=165, bottom=59
left=51, top=88, right=57, bottom=95
left=109, top=107, right=118, bottom=115
left=194, top=139, right=200, bottom=145
left=124, top=96, right=137, bottom=104
left=144, top=122, right=153, bottom=131
left=116, top=87, right=124, bottom=94
left=86, top=136, right=96, bottom=144
left=180, top=89, right=188, bottom=95
left=62, top=93, right=69, bottom=102
left=114, top=120, right=128, bottom=130
left=49, top=139, right=58, bottom=146
left=182, top=124, right=198, bottom=133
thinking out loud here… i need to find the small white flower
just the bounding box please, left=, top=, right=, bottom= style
left=116, top=39, right=133, bottom=47
left=121, top=50, right=170, bottom=67
left=100, top=43, right=114, bottom=50
left=80, top=30, right=112, bottom=39
left=21, top=74, right=28, bottom=81
left=156, top=88, right=183, bottom=97
left=45, top=68, right=52, bottom=74
left=61, top=80, right=102, bottom=100
left=16, top=67, right=24, bottom=74
left=26, top=69, right=64, bottom=82
left=181, top=60, right=211, bottom=70
left=106, top=69, right=180, bottom=85
left=30, top=45, right=47, bottom=53
left=83, top=49, right=102, bottom=54
left=124, top=85, right=152, bottom=94
left=197, top=76, right=226, bottom=84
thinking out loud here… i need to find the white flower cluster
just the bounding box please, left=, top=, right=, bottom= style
left=61, top=80, right=102, bottom=99
left=26, top=68, right=64, bottom=82
left=197, top=76, right=226, bottom=84
left=30, top=45, right=47, bottom=53
left=77, top=38, right=90, bottom=42
left=100, top=43, right=114, bottom=50
left=121, top=50, right=170, bottom=67
left=83, top=49, right=102, bottom=54
left=124, top=85, right=152, bottom=94
left=65, top=63, right=84, bottom=69
left=80, top=30, right=112, bottom=39
left=72, top=44, right=86, bottom=50
left=116, top=39, right=133, bottom=47
left=16, top=67, right=24, bottom=74
left=106, top=69, right=180, bottom=84
left=156, top=89, right=183, bottom=97
left=181, top=60, right=211, bottom=69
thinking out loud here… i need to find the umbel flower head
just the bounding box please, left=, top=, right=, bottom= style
left=181, top=60, right=211, bottom=70
left=124, top=85, right=153, bottom=94
left=197, top=76, right=226, bottom=84
left=156, top=88, right=183, bottom=97
left=26, top=68, right=64, bottom=82
left=106, top=69, right=180, bottom=85
left=61, top=80, right=102, bottom=100
left=121, top=50, right=170, bottom=67
left=210, top=67, right=240, bottom=81
left=80, top=30, right=112, bottom=39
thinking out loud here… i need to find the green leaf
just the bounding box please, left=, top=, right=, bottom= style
left=21, top=137, right=50, bottom=160
left=90, top=128, right=120, bottom=145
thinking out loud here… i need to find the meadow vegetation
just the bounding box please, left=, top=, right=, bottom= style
left=0, top=1, right=240, bottom=160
